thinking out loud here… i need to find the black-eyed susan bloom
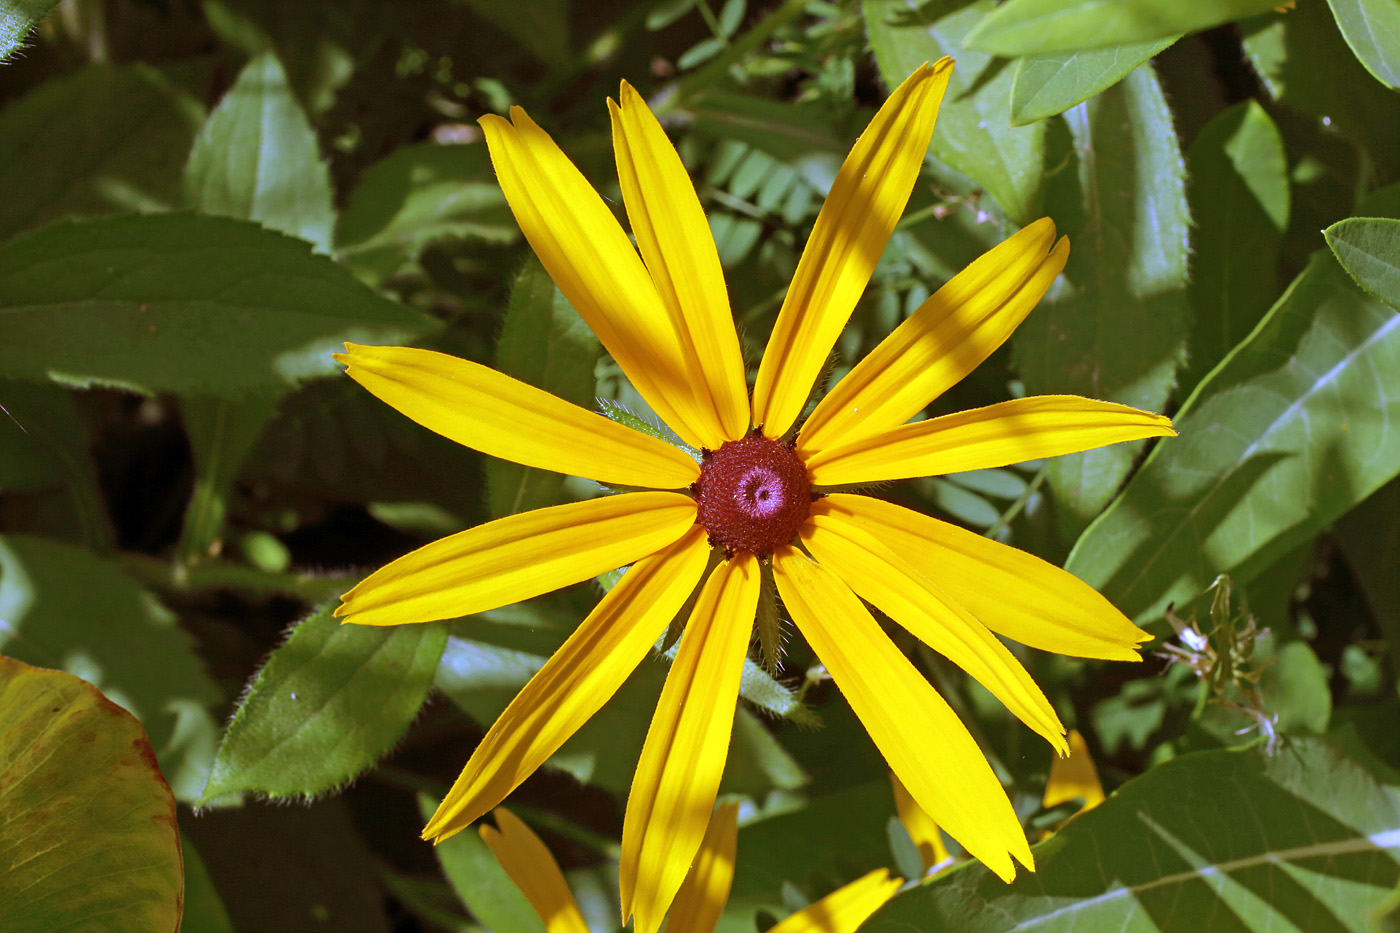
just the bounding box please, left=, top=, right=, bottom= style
left=334, top=58, right=1174, bottom=933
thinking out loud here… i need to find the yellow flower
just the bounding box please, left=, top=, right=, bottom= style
left=334, top=58, right=1172, bottom=932
left=481, top=803, right=901, bottom=933
left=1042, top=728, right=1107, bottom=815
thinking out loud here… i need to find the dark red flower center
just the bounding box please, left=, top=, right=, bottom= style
left=693, top=432, right=812, bottom=556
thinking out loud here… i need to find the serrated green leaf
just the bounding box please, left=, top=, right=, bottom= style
left=0, top=534, right=220, bottom=801
left=0, top=64, right=198, bottom=242
left=1065, top=246, right=1400, bottom=626
left=965, top=0, right=1281, bottom=56
left=1010, top=37, right=1177, bottom=125
left=488, top=260, right=601, bottom=520
left=1014, top=65, right=1189, bottom=544
left=200, top=603, right=447, bottom=802
left=865, top=0, right=1046, bottom=224
left=1327, top=0, right=1400, bottom=90
left=0, top=657, right=183, bottom=933
left=0, top=0, right=60, bottom=59
left=335, top=142, right=515, bottom=284
left=1183, top=101, right=1290, bottom=394
left=0, top=213, right=435, bottom=394
left=185, top=50, right=335, bottom=252
left=865, top=738, right=1400, bottom=932
left=1326, top=218, right=1400, bottom=313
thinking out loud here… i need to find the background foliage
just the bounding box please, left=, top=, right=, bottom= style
left=1, top=0, right=1399, bottom=930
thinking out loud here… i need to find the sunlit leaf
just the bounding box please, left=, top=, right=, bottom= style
left=0, top=0, right=61, bottom=60
left=966, top=0, right=1281, bottom=56
left=200, top=603, right=447, bottom=802
left=1326, top=0, right=1400, bottom=90
left=1325, top=217, right=1400, bottom=313
left=1010, top=37, right=1177, bottom=126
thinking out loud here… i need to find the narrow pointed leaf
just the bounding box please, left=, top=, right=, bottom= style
left=1010, top=37, right=1177, bottom=125
left=1325, top=218, right=1400, bottom=313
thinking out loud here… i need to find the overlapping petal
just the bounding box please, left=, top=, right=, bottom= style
left=480, top=809, right=590, bottom=933
left=480, top=108, right=718, bottom=449
left=799, top=219, right=1069, bottom=456
left=890, top=772, right=949, bottom=874
left=422, top=526, right=709, bottom=842
left=667, top=802, right=739, bottom=933
left=336, top=344, right=700, bottom=489
left=611, top=83, right=750, bottom=447
left=821, top=494, right=1150, bottom=660
left=621, top=554, right=758, bottom=933
left=1043, top=729, right=1105, bottom=812
left=752, top=59, right=952, bottom=439
left=336, top=492, right=697, bottom=627
left=801, top=506, right=1066, bottom=754
left=767, top=869, right=904, bottom=933
left=772, top=546, right=1032, bottom=882
left=805, top=395, right=1175, bottom=486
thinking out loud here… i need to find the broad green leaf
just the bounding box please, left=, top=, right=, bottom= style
left=865, top=0, right=1046, bottom=224
left=1183, top=101, right=1290, bottom=394
left=865, top=738, right=1400, bottom=932
left=1327, top=0, right=1400, bottom=90
left=0, top=213, right=435, bottom=394
left=1014, top=65, right=1189, bottom=544
left=1326, top=218, right=1400, bottom=313
left=1242, top=2, right=1400, bottom=187
left=200, top=603, right=446, bottom=802
left=0, top=534, right=220, bottom=801
left=0, top=657, right=183, bottom=932
left=1010, top=37, right=1177, bottom=126
left=487, top=260, right=601, bottom=520
left=335, top=141, right=515, bottom=284
left=175, top=393, right=281, bottom=566
left=1065, top=248, right=1400, bottom=626
left=185, top=50, right=335, bottom=252
left=0, top=64, right=198, bottom=242
left=965, top=0, right=1281, bottom=56
left=0, top=0, right=60, bottom=60
left=419, top=794, right=547, bottom=933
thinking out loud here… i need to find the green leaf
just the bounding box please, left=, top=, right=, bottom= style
left=419, top=795, right=541, bottom=933
left=865, top=738, right=1400, bottom=932
left=1013, top=65, right=1189, bottom=543
left=1065, top=247, right=1400, bottom=626
left=1326, top=218, right=1400, bottom=313
left=1010, top=37, right=1177, bottom=126
left=0, top=64, right=198, bottom=242
left=335, top=142, right=515, bottom=285
left=200, top=603, right=447, bottom=802
left=0, top=213, right=435, bottom=394
left=488, top=260, right=601, bottom=520
left=865, top=0, right=1046, bottom=224
left=185, top=50, right=335, bottom=252
left=0, top=0, right=60, bottom=60
left=452, top=0, right=568, bottom=64
left=0, top=657, right=183, bottom=932
left=1326, top=0, right=1400, bottom=90
left=1336, top=476, right=1400, bottom=665
left=965, top=0, right=1281, bottom=56
left=178, top=835, right=235, bottom=933
left=0, top=534, right=221, bottom=801
left=1262, top=640, right=1331, bottom=734
left=1183, top=101, right=1290, bottom=393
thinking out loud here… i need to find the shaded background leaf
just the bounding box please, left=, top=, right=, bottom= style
left=966, top=0, right=1283, bottom=56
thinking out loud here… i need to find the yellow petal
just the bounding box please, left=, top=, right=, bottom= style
left=621, top=554, right=759, bottom=933
left=336, top=492, right=697, bottom=626
left=889, top=772, right=949, bottom=874
left=667, top=801, right=739, bottom=933
left=752, top=60, right=953, bottom=439
left=806, top=395, right=1176, bottom=486
left=801, top=509, right=1066, bottom=755
left=611, top=83, right=749, bottom=446
left=772, top=547, right=1032, bottom=882
left=767, top=869, right=904, bottom=933
left=337, top=344, right=700, bottom=489
left=799, top=219, right=1069, bottom=457
left=1042, top=729, right=1105, bottom=812
left=820, top=494, right=1150, bottom=660
left=423, top=525, right=710, bottom=841
left=480, top=809, right=590, bottom=933
left=480, top=108, right=715, bottom=449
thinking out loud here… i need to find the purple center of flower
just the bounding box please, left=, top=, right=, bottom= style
left=692, top=432, right=812, bottom=556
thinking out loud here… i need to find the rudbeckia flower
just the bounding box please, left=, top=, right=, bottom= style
left=334, top=58, right=1173, bottom=933
left=481, top=802, right=901, bottom=933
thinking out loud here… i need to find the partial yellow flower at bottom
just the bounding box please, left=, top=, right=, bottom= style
left=334, top=56, right=1174, bottom=933
left=480, top=803, right=900, bottom=933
